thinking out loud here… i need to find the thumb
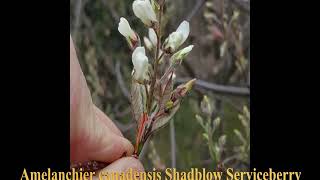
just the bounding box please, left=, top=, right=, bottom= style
left=70, top=103, right=134, bottom=163
left=70, top=36, right=133, bottom=163
left=82, top=116, right=134, bottom=163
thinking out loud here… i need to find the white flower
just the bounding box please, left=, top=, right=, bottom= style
left=148, top=28, right=157, bottom=46
left=132, top=47, right=149, bottom=81
left=164, top=21, right=190, bottom=53
left=171, top=45, right=194, bottom=64
left=133, top=0, right=157, bottom=27
left=118, top=17, right=137, bottom=41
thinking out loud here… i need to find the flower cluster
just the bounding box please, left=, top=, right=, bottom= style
left=118, top=0, right=196, bottom=157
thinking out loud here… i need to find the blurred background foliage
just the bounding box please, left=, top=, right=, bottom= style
left=70, top=0, right=250, bottom=172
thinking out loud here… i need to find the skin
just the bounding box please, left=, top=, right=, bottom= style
left=70, top=36, right=144, bottom=174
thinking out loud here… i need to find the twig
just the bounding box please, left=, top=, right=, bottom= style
left=176, top=78, right=249, bottom=97
left=115, top=61, right=130, bottom=101
left=170, top=119, right=176, bottom=168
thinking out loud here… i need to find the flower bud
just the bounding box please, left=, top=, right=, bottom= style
left=132, top=47, right=149, bottom=81
left=184, top=78, right=196, bottom=92
left=118, top=17, right=137, bottom=40
left=213, top=117, right=221, bottom=130
left=218, top=135, right=227, bottom=147
left=133, top=0, right=158, bottom=27
left=163, top=21, right=190, bottom=53
left=171, top=45, right=194, bottom=65
left=143, top=37, right=153, bottom=50
left=118, top=17, right=138, bottom=49
left=195, top=114, right=204, bottom=128
left=172, top=78, right=196, bottom=100
left=200, top=95, right=213, bottom=115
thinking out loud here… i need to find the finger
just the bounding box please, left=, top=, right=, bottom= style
left=93, top=157, right=144, bottom=180
left=93, top=105, right=123, bottom=137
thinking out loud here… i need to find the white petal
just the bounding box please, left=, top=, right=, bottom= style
left=134, top=54, right=148, bottom=79
left=133, top=1, right=144, bottom=19
left=132, top=46, right=149, bottom=80
left=176, top=21, right=190, bottom=44
left=180, top=45, right=194, bottom=54
left=163, top=21, right=190, bottom=52
left=118, top=18, right=130, bottom=36
left=132, top=0, right=157, bottom=26
left=171, top=45, right=194, bottom=63
left=118, top=17, right=136, bottom=39
left=144, top=0, right=157, bottom=22
left=132, top=46, right=146, bottom=61
left=167, top=32, right=184, bottom=51
left=148, top=28, right=157, bottom=46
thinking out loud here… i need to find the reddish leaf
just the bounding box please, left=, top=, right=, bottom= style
left=151, top=103, right=180, bottom=132
left=159, top=72, right=174, bottom=109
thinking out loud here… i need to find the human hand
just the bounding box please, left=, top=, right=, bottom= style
left=70, top=36, right=143, bottom=172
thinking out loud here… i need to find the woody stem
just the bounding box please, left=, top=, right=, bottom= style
left=147, top=3, right=164, bottom=113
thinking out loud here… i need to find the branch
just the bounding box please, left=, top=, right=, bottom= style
left=176, top=78, right=249, bottom=97
left=186, top=0, right=207, bottom=21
